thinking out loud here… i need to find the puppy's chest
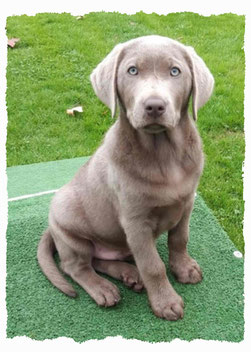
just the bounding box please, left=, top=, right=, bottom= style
left=149, top=202, right=184, bottom=234
left=139, top=158, right=198, bottom=204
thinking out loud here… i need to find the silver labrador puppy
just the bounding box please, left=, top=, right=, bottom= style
left=38, top=35, right=214, bottom=320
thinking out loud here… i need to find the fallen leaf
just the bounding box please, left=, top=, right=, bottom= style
left=8, top=38, right=20, bottom=48
left=66, top=106, right=83, bottom=116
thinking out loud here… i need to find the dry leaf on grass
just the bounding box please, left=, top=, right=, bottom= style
left=8, top=38, right=20, bottom=48
left=66, top=106, right=83, bottom=116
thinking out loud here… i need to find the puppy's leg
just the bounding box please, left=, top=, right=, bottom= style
left=121, top=218, right=184, bottom=321
left=93, top=259, right=144, bottom=292
left=52, top=226, right=120, bottom=307
left=168, top=196, right=202, bottom=284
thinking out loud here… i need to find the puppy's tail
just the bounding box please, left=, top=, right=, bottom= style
left=37, top=228, right=77, bottom=297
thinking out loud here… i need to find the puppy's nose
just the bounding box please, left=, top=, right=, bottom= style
left=144, top=97, right=166, bottom=118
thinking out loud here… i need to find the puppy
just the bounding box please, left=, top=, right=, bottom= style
left=38, top=35, right=214, bottom=320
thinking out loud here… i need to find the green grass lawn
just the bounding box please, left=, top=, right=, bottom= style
left=6, top=12, right=245, bottom=252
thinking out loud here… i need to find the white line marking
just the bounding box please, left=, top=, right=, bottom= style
left=8, top=189, right=58, bottom=202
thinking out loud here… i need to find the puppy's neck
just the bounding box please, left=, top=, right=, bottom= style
left=117, top=110, right=190, bottom=159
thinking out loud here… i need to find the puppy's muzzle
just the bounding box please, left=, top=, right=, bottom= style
left=143, top=96, right=168, bottom=134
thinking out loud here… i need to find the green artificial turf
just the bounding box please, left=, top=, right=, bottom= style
left=6, top=157, right=244, bottom=342
left=6, top=12, right=245, bottom=253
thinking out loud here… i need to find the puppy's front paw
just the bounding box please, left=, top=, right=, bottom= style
left=151, top=291, right=184, bottom=321
left=94, top=280, right=121, bottom=307
left=170, top=255, right=202, bottom=284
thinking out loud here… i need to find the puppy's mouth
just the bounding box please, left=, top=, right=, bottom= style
left=142, top=124, right=167, bottom=134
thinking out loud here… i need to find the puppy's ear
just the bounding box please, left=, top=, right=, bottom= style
left=90, top=43, right=124, bottom=118
left=186, top=46, right=214, bottom=121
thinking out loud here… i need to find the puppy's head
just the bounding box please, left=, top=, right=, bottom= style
left=90, top=35, right=214, bottom=134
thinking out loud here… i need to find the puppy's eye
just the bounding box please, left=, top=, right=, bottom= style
left=128, top=66, right=138, bottom=75
left=170, top=67, right=181, bottom=77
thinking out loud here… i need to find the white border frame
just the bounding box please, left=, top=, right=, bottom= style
left=0, top=1, right=250, bottom=350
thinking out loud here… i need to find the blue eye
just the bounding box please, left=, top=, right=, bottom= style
left=128, top=66, right=138, bottom=75
left=170, top=67, right=181, bottom=76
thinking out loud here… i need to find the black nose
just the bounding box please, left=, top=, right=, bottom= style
left=144, top=97, right=166, bottom=118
